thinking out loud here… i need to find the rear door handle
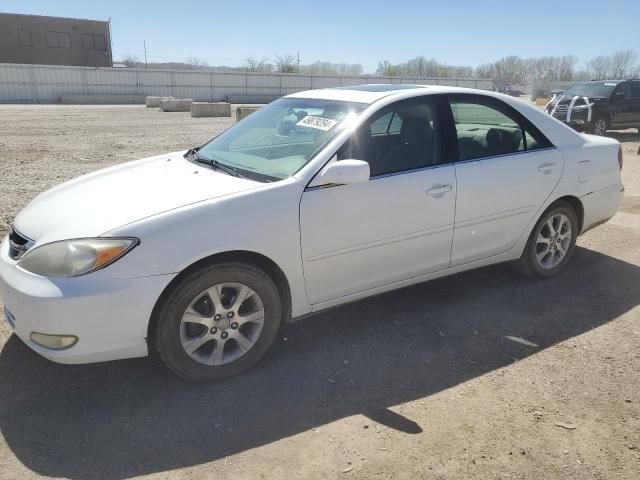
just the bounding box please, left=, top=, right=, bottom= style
left=425, top=184, right=453, bottom=196
left=537, top=163, right=559, bottom=174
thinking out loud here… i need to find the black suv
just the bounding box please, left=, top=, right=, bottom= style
left=544, top=79, right=640, bottom=135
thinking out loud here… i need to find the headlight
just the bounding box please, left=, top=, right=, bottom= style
left=18, top=238, right=138, bottom=277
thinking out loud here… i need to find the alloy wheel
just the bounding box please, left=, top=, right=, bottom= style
left=593, top=119, right=607, bottom=136
left=535, top=213, right=572, bottom=270
left=179, top=282, right=264, bottom=365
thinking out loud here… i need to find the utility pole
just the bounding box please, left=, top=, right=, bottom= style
left=297, top=52, right=300, bottom=73
left=144, top=40, right=148, bottom=69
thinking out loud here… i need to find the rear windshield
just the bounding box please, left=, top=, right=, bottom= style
left=562, top=82, right=618, bottom=99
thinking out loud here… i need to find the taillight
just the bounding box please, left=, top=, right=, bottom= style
left=618, top=146, right=623, bottom=170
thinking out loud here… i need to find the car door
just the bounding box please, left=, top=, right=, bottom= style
left=610, top=82, right=632, bottom=127
left=625, top=81, right=640, bottom=126
left=299, top=96, right=456, bottom=305
left=447, top=94, right=563, bottom=267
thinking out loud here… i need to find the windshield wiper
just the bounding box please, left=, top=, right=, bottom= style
left=185, top=148, right=246, bottom=179
left=185, top=147, right=208, bottom=165
left=209, top=157, right=246, bottom=179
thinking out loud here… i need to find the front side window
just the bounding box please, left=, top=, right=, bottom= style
left=338, top=97, right=442, bottom=177
left=18, top=29, right=32, bottom=47
left=46, top=31, right=71, bottom=49
left=197, top=98, right=365, bottom=182
left=449, top=95, right=552, bottom=161
left=613, top=83, right=629, bottom=99
left=628, top=82, right=640, bottom=98
left=370, top=111, right=402, bottom=136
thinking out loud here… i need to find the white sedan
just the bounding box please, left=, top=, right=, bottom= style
left=0, top=85, right=624, bottom=381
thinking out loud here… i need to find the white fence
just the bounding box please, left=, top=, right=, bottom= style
left=0, top=63, right=494, bottom=104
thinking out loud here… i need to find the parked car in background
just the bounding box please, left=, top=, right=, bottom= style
left=1, top=84, right=624, bottom=381
left=544, top=79, right=640, bottom=135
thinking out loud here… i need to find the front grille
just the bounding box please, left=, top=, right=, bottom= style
left=8, top=227, right=33, bottom=261
left=553, top=104, right=568, bottom=113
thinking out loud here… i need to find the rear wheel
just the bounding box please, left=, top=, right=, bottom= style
left=591, top=116, right=608, bottom=136
left=153, top=262, right=282, bottom=382
left=512, top=201, right=578, bottom=279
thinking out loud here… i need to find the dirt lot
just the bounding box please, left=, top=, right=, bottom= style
left=0, top=104, right=639, bottom=480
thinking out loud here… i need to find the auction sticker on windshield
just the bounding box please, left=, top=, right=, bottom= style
left=297, top=116, right=338, bottom=131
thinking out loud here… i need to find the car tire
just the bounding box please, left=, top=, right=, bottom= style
left=512, top=201, right=579, bottom=280
left=591, top=116, right=608, bottom=136
left=153, top=262, right=282, bottom=382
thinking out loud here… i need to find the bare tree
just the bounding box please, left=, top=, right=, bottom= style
left=610, top=50, right=638, bottom=79
left=335, top=62, right=364, bottom=76
left=186, top=56, right=209, bottom=70
left=556, top=55, right=579, bottom=81
left=475, top=63, right=495, bottom=80
left=275, top=54, right=298, bottom=73
left=245, top=57, right=274, bottom=72
left=376, top=60, right=403, bottom=76
left=587, top=56, right=613, bottom=80
left=300, top=61, right=363, bottom=76
left=478, top=56, right=528, bottom=91
left=119, top=54, right=140, bottom=68
left=376, top=57, right=474, bottom=78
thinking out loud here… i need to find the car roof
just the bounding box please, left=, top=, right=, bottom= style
left=286, top=83, right=589, bottom=150
left=286, top=84, right=483, bottom=104
left=333, top=84, right=430, bottom=92
left=584, top=80, right=624, bottom=84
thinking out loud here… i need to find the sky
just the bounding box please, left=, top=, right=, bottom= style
left=2, top=0, right=639, bottom=72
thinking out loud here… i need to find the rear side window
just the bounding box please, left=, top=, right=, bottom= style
left=449, top=95, right=552, bottom=161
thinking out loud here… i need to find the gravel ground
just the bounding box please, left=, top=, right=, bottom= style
left=0, top=105, right=639, bottom=480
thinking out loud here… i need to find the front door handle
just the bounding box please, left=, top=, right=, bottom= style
left=425, top=184, right=453, bottom=196
left=537, top=163, right=559, bottom=174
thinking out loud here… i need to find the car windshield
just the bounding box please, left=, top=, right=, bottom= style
left=562, top=82, right=618, bottom=99
left=197, top=98, right=366, bottom=182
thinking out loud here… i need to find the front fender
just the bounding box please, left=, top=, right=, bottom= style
left=103, top=179, right=312, bottom=317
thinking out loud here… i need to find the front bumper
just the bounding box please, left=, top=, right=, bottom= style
left=548, top=109, right=592, bottom=130
left=0, top=237, right=175, bottom=364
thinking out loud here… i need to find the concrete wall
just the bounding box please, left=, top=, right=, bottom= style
left=0, top=13, right=112, bottom=67
left=0, top=63, right=494, bottom=104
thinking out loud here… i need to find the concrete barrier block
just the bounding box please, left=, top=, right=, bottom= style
left=145, top=96, right=173, bottom=108
left=160, top=99, right=193, bottom=112
left=190, top=102, right=232, bottom=118
left=236, top=105, right=261, bottom=122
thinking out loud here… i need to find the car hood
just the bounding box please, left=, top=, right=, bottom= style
left=13, top=151, right=261, bottom=244
left=553, top=95, right=608, bottom=105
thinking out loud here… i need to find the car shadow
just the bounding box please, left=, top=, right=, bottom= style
left=0, top=247, right=639, bottom=479
left=607, top=130, right=640, bottom=144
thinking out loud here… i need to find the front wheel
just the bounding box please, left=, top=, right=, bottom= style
left=512, top=201, right=578, bottom=279
left=591, top=116, right=608, bottom=136
left=153, top=262, right=282, bottom=382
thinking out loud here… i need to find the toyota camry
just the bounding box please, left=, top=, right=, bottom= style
left=0, top=84, right=624, bottom=381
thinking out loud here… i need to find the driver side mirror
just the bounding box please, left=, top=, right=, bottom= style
left=309, top=160, right=370, bottom=188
